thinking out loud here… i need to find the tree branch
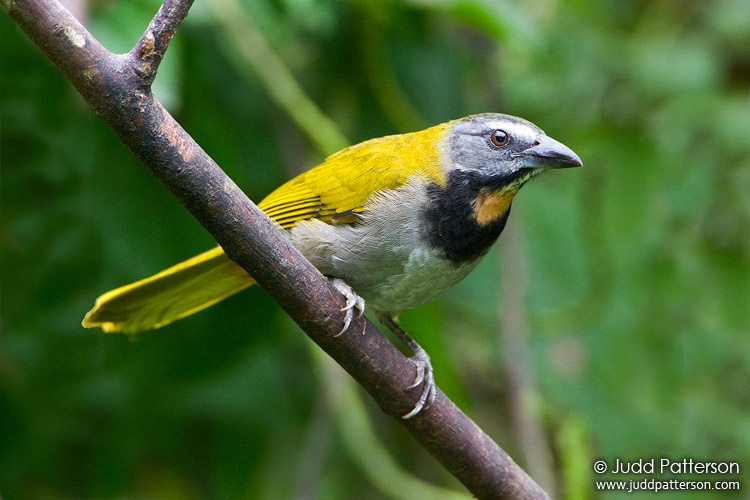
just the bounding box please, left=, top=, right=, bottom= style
left=134, top=0, right=192, bottom=86
left=3, top=0, right=550, bottom=497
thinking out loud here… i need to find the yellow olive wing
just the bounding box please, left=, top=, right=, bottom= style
left=259, top=129, right=448, bottom=229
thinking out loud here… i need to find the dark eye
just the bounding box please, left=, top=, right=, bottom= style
left=490, top=129, right=509, bottom=147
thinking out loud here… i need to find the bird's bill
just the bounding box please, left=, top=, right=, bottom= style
left=522, top=135, right=583, bottom=169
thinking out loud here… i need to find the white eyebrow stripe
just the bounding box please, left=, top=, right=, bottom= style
left=489, top=120, right=540, bottom=143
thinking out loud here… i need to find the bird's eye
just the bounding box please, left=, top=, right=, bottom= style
left=490, top=129, right=509, bottom=147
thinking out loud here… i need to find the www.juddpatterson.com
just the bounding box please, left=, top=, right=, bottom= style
left=593, top=458, right=741, bottom=493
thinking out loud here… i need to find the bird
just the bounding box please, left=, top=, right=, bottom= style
left=83, top=113, right=582, bottom=418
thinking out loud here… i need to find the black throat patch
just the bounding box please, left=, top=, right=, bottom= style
left=423, top=169, right=531, bottom=264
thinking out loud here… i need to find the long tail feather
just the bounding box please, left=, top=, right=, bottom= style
left=82, top=247, right=255, bottom=334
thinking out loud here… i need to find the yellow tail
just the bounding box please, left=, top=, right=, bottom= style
left=82, top=247, right=255, bottom=334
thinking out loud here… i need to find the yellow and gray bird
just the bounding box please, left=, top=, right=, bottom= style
left=83, top=113, right=582, bottom=418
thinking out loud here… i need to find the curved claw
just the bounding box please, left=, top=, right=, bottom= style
left=331, top=278, right=365, bottom=337
left=379, top=316, right=438, bottom=419
left=402, top=346, right=437, bottom=419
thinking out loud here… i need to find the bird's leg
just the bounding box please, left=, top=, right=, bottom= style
left=381, top=315, right=437, bottom=419
left=328, top=281, right=435, bottom=418
left=330, top=278, right=365, bottom=336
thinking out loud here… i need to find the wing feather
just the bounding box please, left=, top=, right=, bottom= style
left=258, top=126, right=449, bottom=229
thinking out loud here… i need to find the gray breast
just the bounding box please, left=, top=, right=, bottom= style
left=289, top=179, right=482, bottom=315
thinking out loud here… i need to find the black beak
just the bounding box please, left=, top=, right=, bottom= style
left=523, top=135, right=583, bottom=169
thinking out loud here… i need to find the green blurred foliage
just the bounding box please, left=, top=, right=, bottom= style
left=2, top=0, right=749, bottom=498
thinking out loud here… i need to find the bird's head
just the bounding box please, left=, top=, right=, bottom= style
left=421, top=113, right=582, bottom=262
left=442, top=113, right=582, bottom=226
left=445, top=113, right=582, bottom=185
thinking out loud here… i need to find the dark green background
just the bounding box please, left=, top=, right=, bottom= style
left=2, top=0, right=748, bottom=498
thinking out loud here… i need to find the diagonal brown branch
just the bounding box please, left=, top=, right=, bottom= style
left=2, top=0, right=550, bottom=497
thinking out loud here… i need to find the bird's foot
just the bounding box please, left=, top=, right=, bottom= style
left=380, top=315, right=437, bottom=419
left=331, top=278, right=365, bottom=336
left=402, top=345, right=436, bottom=419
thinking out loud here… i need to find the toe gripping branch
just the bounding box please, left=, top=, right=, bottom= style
left=331, top=278, right=365, bottom=336
left=381, top=316, right=437, bottom=419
